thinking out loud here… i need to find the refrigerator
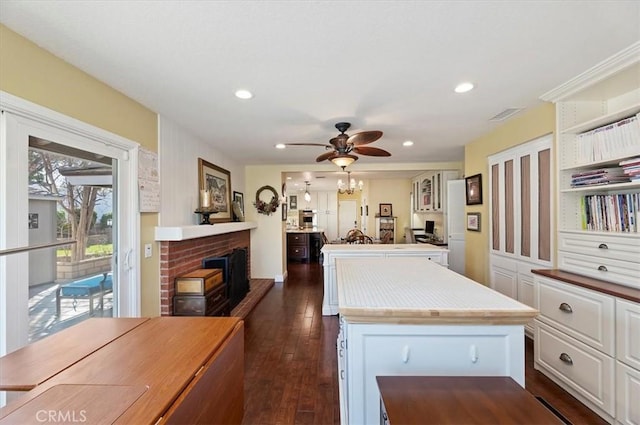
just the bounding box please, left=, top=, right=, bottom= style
left=447, top=179, right=466, bottom=275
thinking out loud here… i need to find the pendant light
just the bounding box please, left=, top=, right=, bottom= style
left=304, top=181, right=311, bottom=202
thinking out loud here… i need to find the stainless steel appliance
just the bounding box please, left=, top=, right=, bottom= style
left=299, top=209, right=315, bottom=228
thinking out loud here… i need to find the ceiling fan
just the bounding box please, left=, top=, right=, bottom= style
left=285, top=122, right=391, bottom=168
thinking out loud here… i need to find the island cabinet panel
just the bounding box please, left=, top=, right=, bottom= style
left=342, top=323, right=525, bottom=425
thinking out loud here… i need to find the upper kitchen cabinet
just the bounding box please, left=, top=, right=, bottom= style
left=413, top=171, right=460, bottom=213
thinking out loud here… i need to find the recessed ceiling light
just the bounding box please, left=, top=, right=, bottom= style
left=286, top=176, right=292, bottom=180
left=275, top=143, right=286, bottom=149
left=403, top=140, right=414, bottom=147
left=235, top=89, right=253, bottom=99
left=454, top=82, right=474, bottom=93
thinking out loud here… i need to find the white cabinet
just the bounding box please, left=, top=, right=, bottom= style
left=533, top=276, right=617, bottom=421
left=316, top=190, right=338, bottom=241
left=413, top=172, right=433, bottom=211
left=340, top=322, right=525, bottom=425
left=412, top=171, right=460, bottom=214
left=488, top=135, right=553, bottom=324
left=490, top=256, right=538, bottom=335
left=615, top=298, right=640, bottom=425
left=533, top=272, right=640, bottom=424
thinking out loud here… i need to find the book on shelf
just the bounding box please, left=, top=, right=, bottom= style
left=581, top=193, right=639, bottom=232
left=575, top=114, right=640, bottom=164
left=570, top=166, right=630, bottom=187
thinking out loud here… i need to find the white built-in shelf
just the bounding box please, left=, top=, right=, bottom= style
left=561, top=103, right=640, bottom=135
left=155, top=221, right=257, bottom=241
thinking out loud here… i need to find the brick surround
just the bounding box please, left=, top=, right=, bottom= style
left=159, top=230, right=251, bottom=316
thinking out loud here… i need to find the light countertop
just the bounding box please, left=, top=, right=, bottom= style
left=286, top=227, right=324, bottom=233
left=323, top=243, right=448, bottom=252
left=336, top=257, right=537, bottom=325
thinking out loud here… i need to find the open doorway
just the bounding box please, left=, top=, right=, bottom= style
left=28, top=138, right=114, bottom=342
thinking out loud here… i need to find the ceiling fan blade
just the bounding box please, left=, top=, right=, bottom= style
left=352, top=146, right=391, bottom=157
left=347, top=130, right=383, bottom=146
left=316, top=151, right=338, bottom=162
left=284, top=143, right=333, bottom=148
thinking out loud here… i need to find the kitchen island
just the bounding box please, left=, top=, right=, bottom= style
left=336, top=257, right=538, bottom=425
left=286, top=227, right=324, bottom=263
left=322, top=243, right=449, bottom=315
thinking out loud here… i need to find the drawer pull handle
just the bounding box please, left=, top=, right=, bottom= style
left=559, top=302, right=573, bottom=313
left=340, top=370, right=345, bottom=380
left=598, top=243, right=608, bottom=249
left=402, top=345, right=410, bottom=363
left=597, top=265, right=608, bottom=272
left=469, top=344, right=478, bottom=363
left=338, top=348, right=343, bottom=358
left=559, top=352, right=573, bottom=365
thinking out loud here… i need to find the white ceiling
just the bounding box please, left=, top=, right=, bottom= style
left=1, top=1, right=639, bottom=190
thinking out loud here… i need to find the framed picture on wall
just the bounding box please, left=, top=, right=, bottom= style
left=379, top=203, right=392, bottom=217
left=198, top=158, right=232, bottom=223
left=467, top=212, right=481, bottom=231
left=465, top=174, right=483, bottom=205
left=289, top=195, right=297, bottom=210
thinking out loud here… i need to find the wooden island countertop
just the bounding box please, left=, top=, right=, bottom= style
left=337, top=257, right=538, bottom=324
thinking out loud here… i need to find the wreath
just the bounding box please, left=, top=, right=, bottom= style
left=253, top=185, right=281, bottom=215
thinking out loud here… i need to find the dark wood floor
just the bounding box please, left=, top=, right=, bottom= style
left=242, top=262, right=608, bottom=425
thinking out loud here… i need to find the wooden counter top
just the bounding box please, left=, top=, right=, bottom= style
left=0, top=317, right=244, bottom=425
left=0, top=317, right=148, bottom=391
left=337, top=257, right=538, bottom=324
left=377, top=376, right=563, bottom=424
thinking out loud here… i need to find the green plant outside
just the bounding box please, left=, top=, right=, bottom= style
left=57, top=244, right=113, bottom=257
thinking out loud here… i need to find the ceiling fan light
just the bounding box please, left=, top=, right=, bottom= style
left=330, top=154, right=358, bottom=168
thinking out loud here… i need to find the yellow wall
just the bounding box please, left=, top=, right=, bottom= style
left=0, top=25, right=160, bottom=316
left=464, top=102, right=555, bottom=285
left=365, top=179, right=412, bottom=243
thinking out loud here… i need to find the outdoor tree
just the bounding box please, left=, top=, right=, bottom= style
left=29, top=149, right=108, bottom=262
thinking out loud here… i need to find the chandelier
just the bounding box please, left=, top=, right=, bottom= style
left=337, top=171, right=363, bottom=194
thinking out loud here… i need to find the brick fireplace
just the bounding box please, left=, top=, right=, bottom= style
left=159, top=230, right=251, bottom=316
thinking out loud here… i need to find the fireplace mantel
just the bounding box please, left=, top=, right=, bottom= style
left=155, top=222, right=257, bottom=241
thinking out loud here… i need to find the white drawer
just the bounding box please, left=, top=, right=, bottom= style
left=558, top=251, right=640, bottom=289
left=535, top=321, right=615, bottom=416
left=559, top=232, right=640, bottom=263
left=535, top=275, right=614, bottom=355
left=616, top=298, right=640, bottom=370
left=616, top=361, right=640, bottom=425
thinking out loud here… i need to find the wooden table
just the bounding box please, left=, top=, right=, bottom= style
left=0, top=317, right=244, bottom=424
left=377, top=376, right=563, bottom=424
left=0, top=318, right=148, bottom=391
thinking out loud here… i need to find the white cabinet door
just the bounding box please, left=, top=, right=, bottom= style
left=616, top=298, right=640, bottom=371
left=490, top=257, right=518, bottom=299
left=616, top=361, right=640, bottom=425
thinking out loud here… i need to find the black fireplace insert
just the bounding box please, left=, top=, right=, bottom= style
left=202, top=248, right=249, bottom=310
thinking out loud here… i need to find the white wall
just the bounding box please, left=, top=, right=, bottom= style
left=158, top=116, right=245, bottom=226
